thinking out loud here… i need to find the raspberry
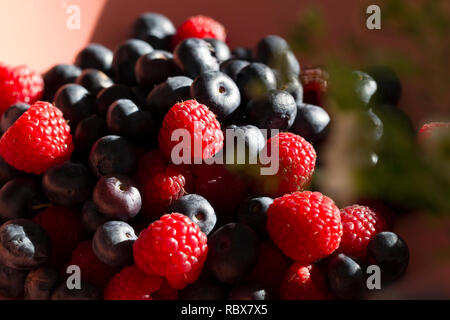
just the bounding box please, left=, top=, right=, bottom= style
left=135, top=150, right=192, bottom=220
left=133, top=213, right=208, bottom=289
left=337, top=205, right=387, bottom=260
left=280, top=262, right=331, bottom=300
left=418, top=122, right=449, bottom=143
left=0, top=101, right=74, bottom=174
left=257, top=132, right=316, bottom=197
left=104, top=265, right=163, bottom=300
left=267, top=191, right=342, bottom=263
left=33, top=206, right=83, bottom=266
left=300, top=67, right=328, bottom=107
left=0, top=63, right=43, bottom=115
left=173, top=15, right=226, bottom=49
left=158, top=100, right=224, bottom=162
left=68, top=240, right=117, bottom=290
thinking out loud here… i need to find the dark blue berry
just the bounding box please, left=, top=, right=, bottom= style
left=278, top=75, right=303, bottom=105
left=135, top=50, right=176, bottom=88
left=92, top=220, right=137, bottom=267
left=75, top=68, right=114, bottom=96
left=51, top=281, right=100, bottom=300
left=353, top=71, right=377, bottom=106
left=179, top=276, right=229, bottom=300
left=232, top=47, right=253, bottom=61
left=205, top=38, right=231, bottom=63
left=366, top=66, right=402, bottom=106
left=92, top=174, right=141, bottom=221
left=236, top=197, right=273, bottom=238
left=96, top=84, right=135, bottom=114
left=132, top=13, right=175, bottom=50
left=367, top=232, right=409, bottom=283
left=81, top=198, right=109, bottom=234
left=0, top=178, right=43, bottom=221
left=0, top=264, right=28, bottom=298
left=207, top=223, right=260, bottom=284
left=1, top=102, right=29, bottom=134
left=236, top=62, right=277, bottom=102
left=0, top=219, right=50, bottom=270
left=173, top=38, right=219, bottom=79
left=290, top=103, right=330, bottom=144
left=42, top=160, right=95, bottom=206
left=74, top=114, right=108, bottom=154
left=42, top=64, right=81, bottom=101
left=190, top=71, right=241, bottom=122
left=228, top=282, right=270, bottom=300
left=75, top=43, right=113, bottom=75
left=169, top=194, right=216, bottom=235
left=24, top=266, right=58, bottom=300
left=88, top=135, right=137, bottom=178
left=0, top=156, right=21, bottom=187
left=220, top=59, right=250, bottom=82
left=327, top=253, right=366, bottom=299
left=112, top=39, right=153, bottom=85
left=53, top=83, right=95, bottom=128
left=223, top=124, right=266, bottom=165
left=245, top=90, right=297, bottom=131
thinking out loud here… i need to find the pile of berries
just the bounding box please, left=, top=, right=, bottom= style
left=0, top=12, right=422, bottom=300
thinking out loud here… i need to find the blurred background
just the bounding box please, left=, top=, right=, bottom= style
left=0, top=0, right=449, bottom=299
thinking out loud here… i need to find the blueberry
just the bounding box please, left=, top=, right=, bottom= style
left=88, top=135, right=137, bottom=178
left=290, top=103, right=330, bottom=144
left=1, top=102, right=29, bottom=133
left=93, top=174, right=141, bottom=221
left=75, top=68, right=114, bottom=96
left=236, top=197, right=273, bottom=238
left=245, top=90, right=297, bottom=131
left=207, top=223, right=260, bottom=284
left=366, top=66, right=402, bottom=106
left=51, top=281, right=100, bottom=300
left=106, top=99, right=156, bottom=145
left=75, top=43, right=113, bottom=75
left=145, top=76, right=193, bottom=123
left=278, top=75, right=303, bottom=105
left=220, top=59, right=250, bottom=82
left=113, top=39, right=153, bottom=85
left=169, top=194, right=216, bottom=235
left=42, top=64, right=81, bottom=101
left=0, top=156, right=21, bottom=187
left=228, top=282, right=270, bottom=300
left=81, top=198, right=109, bottom=234
left=0, top=219, right=50, bottom=270
left=24, top=266, right=58, bottom=300
left=135, top=50, right=177, bottom=88
left=96, top=84, right=135, bottom=115
left=352, top=71, right=377, bottom=106
left=174, top=38, right=219, bottom=79
left=232, top=47, right=253, bottom=61
left=223, top=125, right=266, bottom=165
left=92, top=221, right=137, bottom=267
left=327, top=253, right=366, bottom=299
left=0, top=264, right=28, bottom=298
left=366, top=108, right=384, bottom=142
left=0, top=178, right=43, bottom=221
left=132, top=12, right=175, bottom=50
left=42, top=160, right=95, bottom=206
left=74, top=114, right=108, bottom=154
left=367, top=232, right=409, bottom=283
left=205, top=38, right=231, bottom=63
left=236, top=62, right=277, bottom=102
left=190, top=71, right=241, bottom=122
left=53, top=83, right=95, bottom=128
left=179, top=276, right=229, bottom=300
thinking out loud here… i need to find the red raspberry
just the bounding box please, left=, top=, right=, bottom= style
left=257, top=132, right=316, bottom=197
left=0, top=101, right=74, bottom=174
left=337, top=205, right=387, bottom=260
left=104, top=265, right=164, bottom=300
left=33, top=206, right=83, bottom=266
left=68, top=240, right=118, bottom=290
left=300, top=67, right=328, bottom=107
left=418, top=122, right=449, bottom=143
left=158, top=100, right=223, bottom=162
left=281, top=262, right=331, bottom=300
left=267, top=191, right=342, bottom=263
left=0, top=63, right=43, bottom=115
left=173, top=15, right=226, bottom=48
left=133, top=213, right=208, bottom=290
left=152, top=279, right=179, bottom=300
left=193, top=163, right=248, bottom=219
left=136, top=150, right=192, bottom=220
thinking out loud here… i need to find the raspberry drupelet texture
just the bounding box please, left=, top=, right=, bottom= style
left=258, top=132, right=316, bottom=197
left=0, top=101, right=74, bottom=174
left=104, top=265, right=164, bottom=300
left=267, top=191, right=342, bottom=263
left=0, top=63, right=44, bottom=115
left=173, top=15, right=226, bottom=48
left=300, top=67, right=328, bottom=106
left=337, top=205, right=387, bottom=260
left=280, top=262, right=331, bottom=300
left=133, top=213, right=208, bottom=290
left=158, top=99, right=224, bottom=162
